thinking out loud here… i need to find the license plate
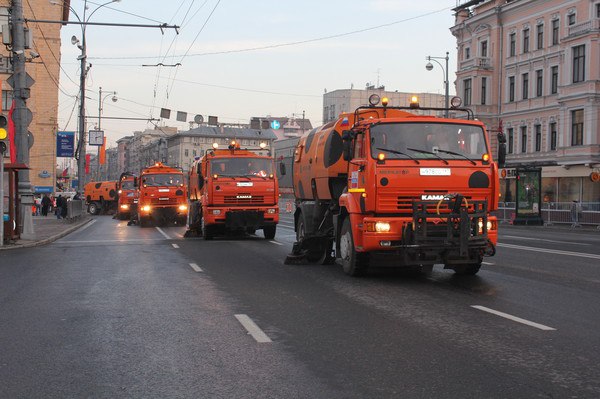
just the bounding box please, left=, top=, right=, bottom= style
left=420, top=168, right=451, bottom=176
left=237, top=182, right=253, bottom=187
left=159, top=197, right=169, bottom=201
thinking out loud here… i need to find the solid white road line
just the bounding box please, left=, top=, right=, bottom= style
left=57, top=238, right=164, bottom=244
left=471, top=305, right=556, bottom=331
left=76, top=219, right=96, bottom=232
left=172, top=243, right=179, bottom=248
left=503, top=235, right=590, bottom=246
left=498, top=242, right=600, bottom=260
left=234, top=314, right=272, bottom=343
left=189, top=263, right=202, bottom=272
left=155, top=227, right=171, bottom=240
left=269, top=240, right=283, bottom=246
left=482, top=261, right=495, bottom=265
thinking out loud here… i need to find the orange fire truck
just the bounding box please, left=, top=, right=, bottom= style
left=185, top=141, right=279, bottom=239
left=136, top=163, right=187, bottom=227
left=286, top=95, right=506, bottom=276
left=116, top=172, right=138, bottom=220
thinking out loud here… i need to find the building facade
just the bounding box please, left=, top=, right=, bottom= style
left=451, top=0, right=600, bottom=203
left=323, top=87, right=449, bottom=124
left=1, top=0, right=64, bottom=194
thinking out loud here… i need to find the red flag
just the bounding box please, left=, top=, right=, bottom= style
left=62, top=167, right=68, bottom=177
left=85, top=154, right=91, bottom=174
left=7, top=99, right=16, bottom=163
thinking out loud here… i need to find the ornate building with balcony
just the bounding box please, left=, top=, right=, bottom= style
left=452, top=0, right=600, bottom=203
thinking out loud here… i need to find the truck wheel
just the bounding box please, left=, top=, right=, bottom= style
left=263, top=225, right=276, bottom=239
left=201, top=217, right=214, bottom=240
left=453, top=263, right=481, bottom=276
left=88, top=202, right=99, bottom=215
left=339, top=218, right=368, bottom=276
left=296, top=216, right=323, bottom=262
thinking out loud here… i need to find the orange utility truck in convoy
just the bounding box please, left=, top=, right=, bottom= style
left=116, top=172, right=138, bottom=220
left=286, top=95, right=506, bottom=276
left=136, top=163, right=187, bottom=227
left=185, top=141, right=279, bottom=239
left=84, top=180, right=118, bottom=215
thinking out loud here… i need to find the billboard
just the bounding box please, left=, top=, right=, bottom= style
left=56, top=131, right=75, bottom=157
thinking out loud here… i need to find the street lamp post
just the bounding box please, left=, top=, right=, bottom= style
left=426, top=51, right=450, bottom=118
left=52, top=0, right=121, bottom=192
left=97, top=87, right=117, bottom=180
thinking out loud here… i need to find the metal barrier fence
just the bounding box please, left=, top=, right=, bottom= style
left=66, top=200, right=85, bottom=221
left=493, top=202, right=600, bottom=227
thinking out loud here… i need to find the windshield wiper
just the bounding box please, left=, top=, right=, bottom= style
left=434, top=149, right=477, bottom=165
left=375, top=147, right=420, bottom=164
left=243, top=174, right=267, bottom=180
left=406, top=147, right=449, bottom=165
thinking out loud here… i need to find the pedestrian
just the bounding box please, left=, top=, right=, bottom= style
left=34, top=195, right=41, bottom=215
left=41, top=194, right=51, bottom=216
left=55, top=195, right=64, bottom=219
left=570, top=199, right=582, bottom=228
left=61, top=197, right=68, bottom=219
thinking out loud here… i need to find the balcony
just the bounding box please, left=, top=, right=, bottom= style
left=459, top=56, right=492, bottom=71
left=567, top=19, right=600, bottom=38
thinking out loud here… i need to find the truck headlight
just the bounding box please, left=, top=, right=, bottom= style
left=366, top=221, right=391, bottom=232
left=141, top=205, right=151, bottom=212
left=267, top=208, right=277, bottom=214
left=120, top=204, right=129, bottom=210
left=212, top=209, right=221, bottom=215
left=178, top=204, right=188, bottom=211
left=478, top=220, right=494, bottom=233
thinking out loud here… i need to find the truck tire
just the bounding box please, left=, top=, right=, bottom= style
left=296, top=216, right=323, bottom=262
left=263, top=225, right=276, bottom=239
left=453, top=263, right=481, bottom=276
left=339, top=218, right=368, bottom=276
left=201, top=217, right=214, bottom=240
left=88, top=202, right=100, bottom=215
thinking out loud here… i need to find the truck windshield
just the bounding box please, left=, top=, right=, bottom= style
left=142, top=174, right=183, bottom=187
left=121, top=180, right=135, bottom=190
left=210, top=157, right=273, bottom=177
left=370, top=122, right=488, bottom=161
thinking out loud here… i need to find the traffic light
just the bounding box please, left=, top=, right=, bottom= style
left=0, top=114, right=7, bottom=155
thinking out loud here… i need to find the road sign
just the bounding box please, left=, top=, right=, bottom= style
left=88, top=130, right=104, bottom=146
left=270, top=120, right=280, bottom=130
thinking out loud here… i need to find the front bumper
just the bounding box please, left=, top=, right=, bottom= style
left=204, top=207, right=279, bottom=228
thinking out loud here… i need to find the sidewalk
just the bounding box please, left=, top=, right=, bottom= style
left=0, top=214, right=92, bottom=251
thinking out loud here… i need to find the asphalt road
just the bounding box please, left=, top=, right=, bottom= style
left=1, top=214, right=599, bottom=398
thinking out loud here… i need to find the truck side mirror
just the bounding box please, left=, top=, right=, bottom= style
left=342, top=130, right=353, bottom=161
left=279, top=162, right=286, bottom=176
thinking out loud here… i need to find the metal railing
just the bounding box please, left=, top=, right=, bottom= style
left=493, top=202, right=600, bottom=228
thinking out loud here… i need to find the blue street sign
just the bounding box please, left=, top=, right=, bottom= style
left=57, top=131, right=75, bottom=157
left=270, top=120, right=280, bottom=130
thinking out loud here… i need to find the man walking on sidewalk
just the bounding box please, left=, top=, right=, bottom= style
left=570, top=200, right=582, bottom=228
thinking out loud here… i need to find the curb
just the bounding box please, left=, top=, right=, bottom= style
left=0, top=217, right=93, bottom=251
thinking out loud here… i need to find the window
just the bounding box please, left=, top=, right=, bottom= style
left=1, top=90, right=12, bottom=111
left=465, top=47, right=470, bottom=60
left=568, top=13, right=576, bottom=26
left=597, top=3, right=600, bottom=18
left=551, top=20, right=559, bottom=45
left=572, top=44, right=585, bottom=83
left=551, top=66, right=559, bottom=94
left=509, top=76, right=515, bottom=102
left=480, top=40, right=488, bottom=57
left=523, top=28, right=530, bottom=53
left=549, top=122, right=557, bottom=151
left=521, top=126, right=527, bottom=153
left=571, top=109, right=583, bottom=146
left=481, top=77, right=487, bottom=105
left=509, top=33, right=516, bottom=56
left=535, top=124, right=541, bottom=151
left=463, top=78, right=472, bottom=106
left=536, top=23, right=544, bottom=49
left=508, top=128, right=514, bottom=154
left=522, top=73, right=529, bottom=100
left=184, top=149, right=189, bottom=157
left=536, top=70, right=543, bottom=97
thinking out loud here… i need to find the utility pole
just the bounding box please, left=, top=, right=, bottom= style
left=10, top=0, right=34, bottom=239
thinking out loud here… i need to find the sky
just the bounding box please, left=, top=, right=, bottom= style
left=57, top=0, right=459, bottom=148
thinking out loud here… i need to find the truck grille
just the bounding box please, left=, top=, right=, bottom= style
left=223, top=195, right=265, bottom=205
left=150, top=197, right=181, bottom=205
left=379, top=193, right=476, bottom=213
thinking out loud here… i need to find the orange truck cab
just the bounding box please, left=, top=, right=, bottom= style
left=84, top=180, right=118, bottom=215
left=287, top=95, right=506, bottom=276
left=116, top=172, right=138, bottom=220
left=136, top=163, right=187, bottom=227
left=186, top=141, right=279, bottom=239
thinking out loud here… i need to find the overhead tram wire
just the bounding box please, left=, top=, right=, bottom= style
left=91, top=5, right=451, bottom=61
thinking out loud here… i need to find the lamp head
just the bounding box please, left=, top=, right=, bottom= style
left=425, top=62, right=434, bottom=71
left=71, top=35, right=79, bottom=45
left=111, top=95, right=118, bottom=103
